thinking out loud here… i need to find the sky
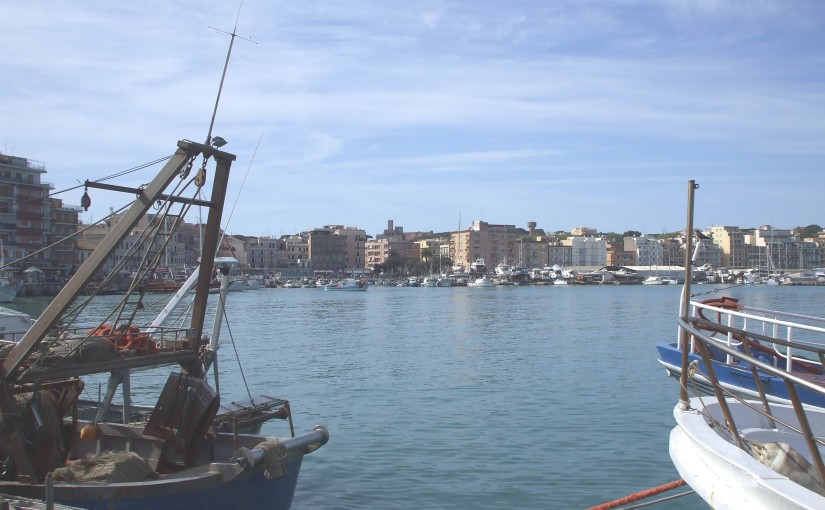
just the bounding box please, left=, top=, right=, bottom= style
left=1, top=1, right=824, bottom=238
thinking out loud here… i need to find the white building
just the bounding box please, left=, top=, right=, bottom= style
left=565, top=237, right=607, bottom=267
left=625, top=235, right=663, bottom=267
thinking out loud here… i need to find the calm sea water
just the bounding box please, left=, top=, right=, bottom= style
left=10, top=283, right=825, bottom=509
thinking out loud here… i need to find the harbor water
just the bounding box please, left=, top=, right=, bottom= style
left=10, top=283, right=824, bottom=509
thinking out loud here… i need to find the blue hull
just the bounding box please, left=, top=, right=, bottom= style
left=656, top=342, right=825, bottom=408
left=3, top=458, right=304, bottom=510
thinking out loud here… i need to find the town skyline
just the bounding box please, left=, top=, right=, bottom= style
left=224, top=220, right=820, bottom=241
left=2, top=2, right=824, bottom=238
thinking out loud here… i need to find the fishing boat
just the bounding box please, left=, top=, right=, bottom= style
left=0, top=146, right=328, bottom=507
left=666, top=180, right=825, bottom=509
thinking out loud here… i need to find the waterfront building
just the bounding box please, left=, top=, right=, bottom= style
left=246, top=236, right=285, bottom=272
left=0, top=151, right=81, bottom=273
left=449, top=220, right=520, bottom=271
left=693, top=234, right=723, bottom=268
left=308, top=228, right=347, bottom=272
left=606, top=240, right=637, bottom=267
left=661, top=238, right=684, bottom=267
left=218, top=235, right=246, bottom=265
left=519, top=237, right=546, bottom=269
left=708, top=226, right=748, bottom=268
left=563, top=236, right=607, bottom=267
left=415, top=237, right=449, bottom=271
left=283, top=234, right=309, bottom=267
left=798, top=241, right=821, bottom=270
left=546, top=242, right=573, bottom=267
left=328, top=225, right=367, bottom=271
left=746, top=226, right=798, bottom=271
left=624, top=235, right=662, bottom=267
left=47, top=198, right=81, bottom=272
left=77, top=211, right=201, bottom=273
left=366, top=220, right=420, bottom=270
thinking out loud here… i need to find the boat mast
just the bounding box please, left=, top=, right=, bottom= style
left=205, top=6, right=255, bottom=147
left=678, top=180, right=698, bottom=407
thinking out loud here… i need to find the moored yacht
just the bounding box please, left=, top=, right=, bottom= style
left=421, top=276, right=438, bottom=287
left=468, top=275, right=494, bottom=288
left=470, top=258, right=487, bottom=275
left=494, top=259, right=513, bottom=277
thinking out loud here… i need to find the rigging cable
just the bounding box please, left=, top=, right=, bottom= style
left=218, top=297, right=254, bottom=404
left=214, top=132, right=263, bottom=254
left=25, top=155, right=173, bottom=207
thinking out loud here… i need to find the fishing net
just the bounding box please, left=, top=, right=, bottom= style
left=52, top=451, right=158, bottom=483
left=40, top=336, right=117, bottom=366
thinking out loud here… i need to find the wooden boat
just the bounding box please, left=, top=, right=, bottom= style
left=0, top=139, right=328, bottom=509
left=667, top=180, right=825, bottom=509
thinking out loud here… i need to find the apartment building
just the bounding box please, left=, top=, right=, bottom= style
left=78, top=212, right=203, bottom=273
left=308, top=228, right=347, bottom=272
left=365, top=220, right=420, bottom=269
left=564, top=236, right=607, bottom=267
left=0, top=152, right=81, bottom=271
left=708, top=226, right=748, bottom=268
left=328, top=225, right=367, bottom=271
left=247, top=236, right=286, bottom=271
left=450, top=220, right=520, bottom=270
left=624, top=235, right=663, bottom=266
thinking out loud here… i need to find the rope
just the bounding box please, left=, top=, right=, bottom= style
left=16, top=155, right=173, bottom=210
left=255, top=438, right=288, bottom=479
left=616, top=489, right=695, bottom=509
left=221, top=302, right=255, bottom=403
left=586, top=479, right=686, bottom=510
left=690, top=281, right=749, bottom=298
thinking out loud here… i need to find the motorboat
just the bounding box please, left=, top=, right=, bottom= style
left=323, top=278, right=367, bottom=291
left=468, top=276, right=494, bottom=288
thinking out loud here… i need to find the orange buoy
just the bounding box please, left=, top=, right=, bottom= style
left=80, top=423, right=99, bottom=442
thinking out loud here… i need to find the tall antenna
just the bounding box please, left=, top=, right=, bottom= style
left=205, top=2, right=257, bottom=146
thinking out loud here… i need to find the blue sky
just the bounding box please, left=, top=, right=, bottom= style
left=1, top=1, right=824, bottom=238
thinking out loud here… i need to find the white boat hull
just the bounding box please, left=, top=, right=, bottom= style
left=671, top=398, right=825, bottom=509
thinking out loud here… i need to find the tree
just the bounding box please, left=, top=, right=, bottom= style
left=374, top=252, right=405, bottom=275
left=623, top=230, right=642, bottom=237
left=803, top=224, right=822, bottom=238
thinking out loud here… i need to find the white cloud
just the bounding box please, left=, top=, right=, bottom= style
left=1, top=0, right=824, bottom=236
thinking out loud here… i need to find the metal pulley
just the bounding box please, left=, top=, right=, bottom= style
left=194, top=167, right=207, bottom=187
left=81, top=187, right=91, bottom=211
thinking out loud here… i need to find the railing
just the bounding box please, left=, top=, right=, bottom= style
left=51, top=325, right=193, bottom=351
left=687, top=299, right=825, bottom=374
left=678, top=312, right=825, bottom=491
